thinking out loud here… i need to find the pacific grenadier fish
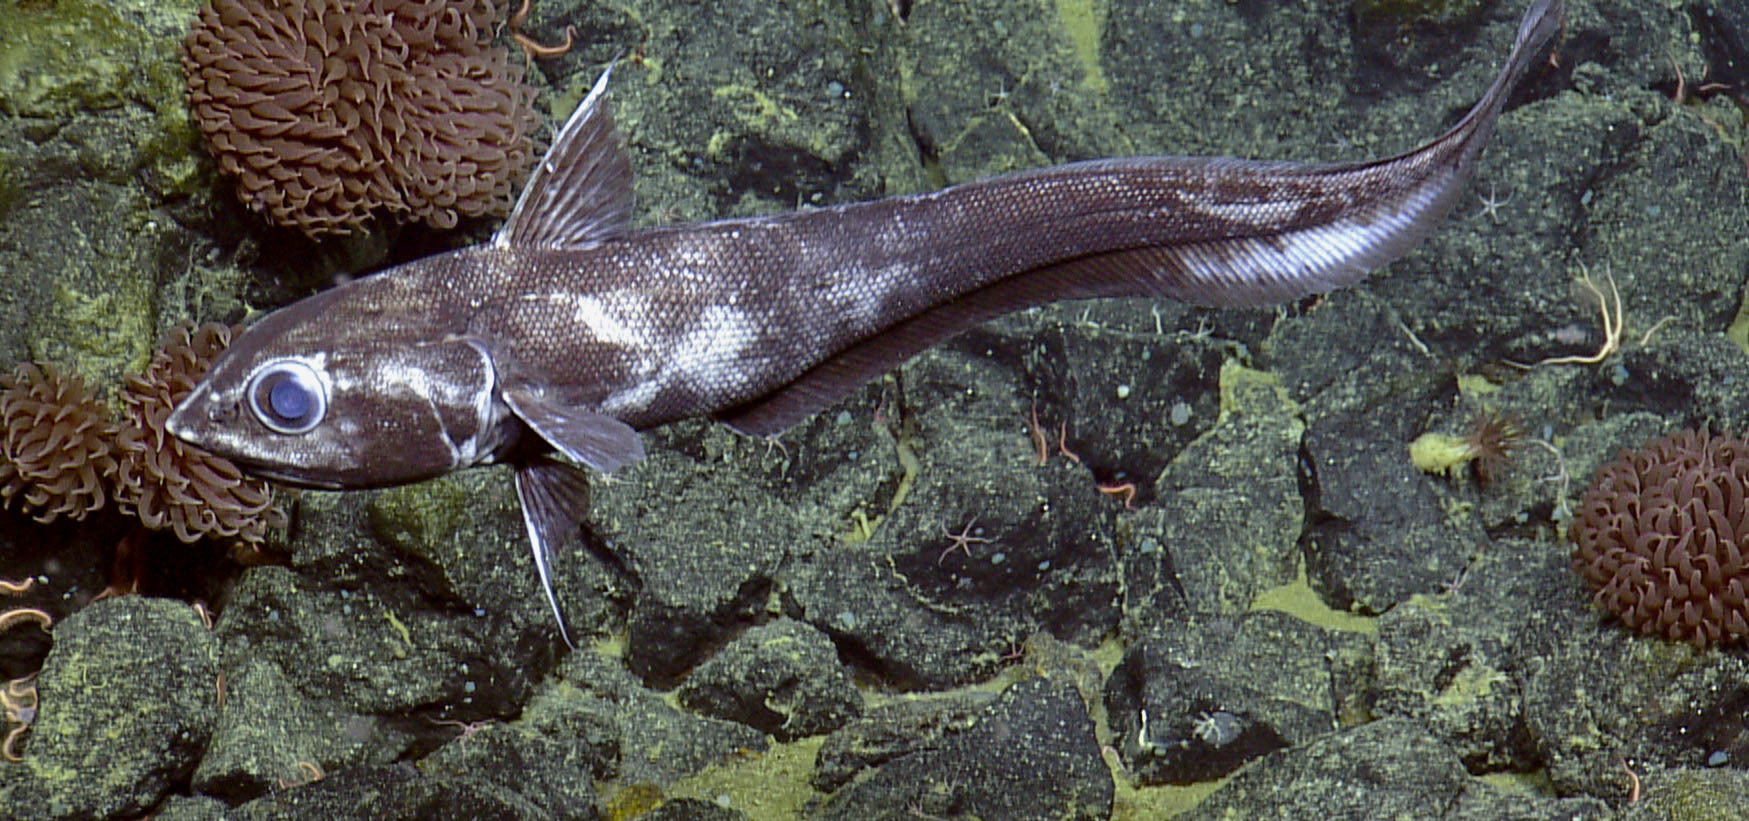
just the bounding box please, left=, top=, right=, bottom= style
left=168, top=0, right=1563, bottom=646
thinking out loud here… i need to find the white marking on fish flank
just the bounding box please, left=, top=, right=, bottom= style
left=871, top=214, right=910, bottom=254
left=674, top=239, right=719, bottom=271
left=600, top=379, right=661, bottom=416
left=662, top=305, right=758, bottom=392
left=1182, top=189, right=1307, bottom=225
left=521, top=291, right=653, bottom=350
left=818, top=263, right=890, bottom=327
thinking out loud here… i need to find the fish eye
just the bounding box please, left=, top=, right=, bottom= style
left=245, top=359, right=327, bottom=434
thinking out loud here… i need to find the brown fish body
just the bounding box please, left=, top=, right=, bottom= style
left=167, top=0, right=1563, bottom=646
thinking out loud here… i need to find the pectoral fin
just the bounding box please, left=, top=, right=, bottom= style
left=514, top=456, right=592, bottom=650
left=503, top=387, right=646, bottom=474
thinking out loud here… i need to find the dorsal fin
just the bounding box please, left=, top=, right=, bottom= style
left=493, top=63, right=635, bottom=250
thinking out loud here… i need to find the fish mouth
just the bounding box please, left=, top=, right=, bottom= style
left=226, top=461, right=347, bottom=491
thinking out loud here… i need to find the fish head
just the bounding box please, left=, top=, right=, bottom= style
left=167, top=276, right=514, bottom=490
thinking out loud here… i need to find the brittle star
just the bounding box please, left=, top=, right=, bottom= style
left=1540, top=263, right=1624, bottom=365
left=1665, top=51, right=1748, bottom=181
left=1507, top=264, right=1674, bottom=369
left=0, top=578, right=50, bottom=640
left=432, top=717, right=493, bottom=743
left=937, top=516, right=993, bottom=563
left=508, top=0, right=575, bottom=60
left=277, top=760, right=325, bottom=790
left=1096, top=481, right=1138, bottom=509
left=1025, top=403, right=1080, bottom=465
left=1475, top=183, right=1513, bottom=224
left=1, top=675, right=38, bottom=762
left=0, top=607, right=51, bottom=634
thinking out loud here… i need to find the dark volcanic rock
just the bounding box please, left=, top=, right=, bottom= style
left=227, top=764, right=550, bottom=821
left=10, top=597, right=219, bottom=819
left=676, top=618, right=861, bottom=741
left=811, top=692, right=996, bottom=794
left=1103, top=611, right=1355, bottom=785
left=1177, top=718, right=1467, bottom=820
left=817, top=676, right=1111, bottom=821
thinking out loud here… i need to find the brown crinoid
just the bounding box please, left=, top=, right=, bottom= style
left=182, top=0, right=539, bottom=236
left=1463, top=409, right=1524, bottom=487
left=115, top=321, right=285, bottom=548
left=1570, top=428, right=1749, bottom=649
left=0, top=363, right=118, bottom=523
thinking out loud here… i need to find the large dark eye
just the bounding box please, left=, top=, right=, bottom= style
left=245, top=360, right=327, bottom=434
